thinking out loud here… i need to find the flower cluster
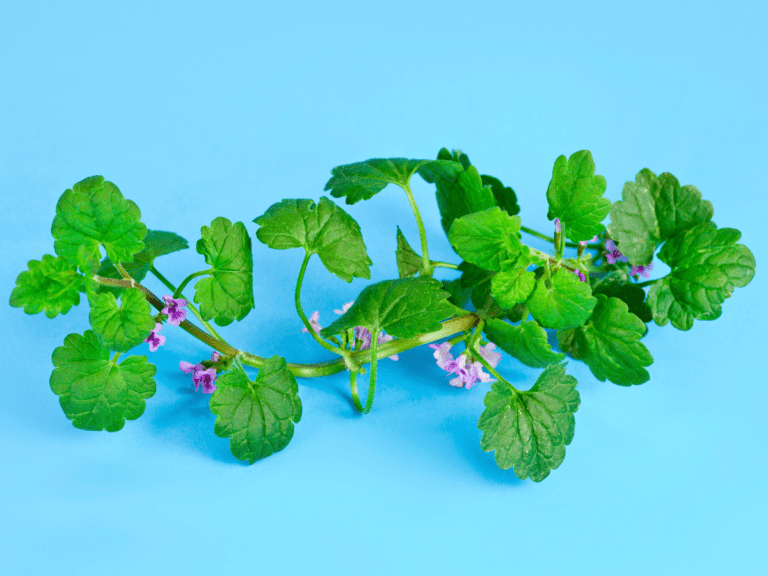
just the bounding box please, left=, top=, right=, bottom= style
left=571, top=268, right=586, bottom=282
left=428, top=341, right=501, bottom=389
left=179, top=351, right=220, bottom=394
left=302, top=301, right=398, bottom=361
left=630, top=262, right=654, bottom=278
left=604, top=239, right=629, bottom=264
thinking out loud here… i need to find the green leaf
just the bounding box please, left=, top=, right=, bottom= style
left=478, top=363, right=579, bottom=482
left=647, top=222, right=755, bottom=330
left=50, top=330, right=156, bottom=431
left=442, top=278, right=472, bottom=309
left=395, top=226, right=425, bottom=278
left=608, top=169, right=714, bottom=265
left=484, top=318, right=565, bottom=368
left=88, top=288, right=155, bottom=352
left=546, top=151, right=610, bottom=242
left=97, top=229, right=189, bottom=296
left=319, top=277, right=453, bottom=339
left=592, top=271, right=652, bottom=323
left=51, top=175, right=147, bottom=267
left=324, top=158, right=462, bottom=204
left=254, top=197, right=372, bottom=282
left=434, top=164, right=496, bottom=237
left=10, top=254, right=82, bottom=318
left=209, top=357, right=302, bottom=464
left=527, top=268, right=597, bottom=329
left=448, top=207, right=525, bottom=271
left=557, top=295, right=653, bottom=385
left=481, top=174, right=520, bottom=216
left=490, top=260, right=536, bottom=308
left=195, top=217, right=255, bottom=326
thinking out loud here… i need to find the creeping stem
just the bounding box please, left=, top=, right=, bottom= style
left=362, top=332, right=379, bottom=414
left=520, top=225, right=595, bottom=249
left=401, top=181, right=432, bottom=276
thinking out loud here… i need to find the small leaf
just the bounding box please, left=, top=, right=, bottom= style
left=51, top=175, right=147, bottom=267
left=490, top=261, right=536, bottom=308
left=448, top=207, right=525, bottom=272
left=478, top=363, right=579, bottom=482
left=320, top=277, right=453, bottom=339
left=254, top=197, right=372, bottom=282
left=324, top=158, right=462, bottom=204
left=546, top=151, right=610, bottom=242
left=395, top=226, right=425, bottom=278
left=195, top=217, right=255, bottom=326
left=97, top=229, right=189, bottom=296
left=484, top=319, right=565, bottom=368
left=88, top=288, right=155, bottom=352
left=10, top=254, right=82, bottom=318
left=608, top=169, right=713, bottom=265
left=209, top=357, right=302, bottom=464
left=557, top=295, right=653, bottom=385
left=527, top=268, right=597, bottom=329
left=481, top=174, right=520, bottom=216
left=647, top=222, right=755, bottom=330
left=50, top=330, right=156, bottom=431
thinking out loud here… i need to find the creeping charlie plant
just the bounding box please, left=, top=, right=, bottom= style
left=10, top=148, right=756, bottom=481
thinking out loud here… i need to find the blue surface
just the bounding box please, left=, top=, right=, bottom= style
left=1, top=1, right=766, bottom=574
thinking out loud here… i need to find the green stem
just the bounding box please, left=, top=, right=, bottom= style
left=520, top=225, right=590, bottom=249
left=472, top=347, right=517, bottom=393
left=112, top=352, right=122, bottom=364
left=149, top=266, right=231, bottom=345
left=635, top=279, right=657, bottom=288
left=349, top=370, right=364, bottom=412
left=93, top=273, right=240, bottom=357
left=295, top=252, right=344, bottom=356
left=431, top=260, right=459, bottom=270
left=173, top=269, right=212, bottom=299
left=359, top=332, right=380, bottom=414
left=401, top=181, right=432, bottom=276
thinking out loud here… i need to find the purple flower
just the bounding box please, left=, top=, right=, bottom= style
left=355, top=326, right=398, bottom=361
left=144, top=322, right=165, bottom=352
left=334, top=301, right=354, bottom=315
left=428, top=342, right=497, bottom=389
left=572, top=268, right=586, bottom=282
left=162, top=295, right=188, bottom=326
left=554, top=218, right=561, bottom=233
left=211, top=351, right=220, bottom=362
left=477, top=342, right=501, bottom=368
left=179, top=360, right=217, bottom=394
left=630, top=262, right=654, bottom=278
left=604, top=240, right=629, bottom=265
left=448, top=355, right=494, bottom=389
left=301, top=310, right=322, bottom=333
left=193, top=367, right=217, bottom=394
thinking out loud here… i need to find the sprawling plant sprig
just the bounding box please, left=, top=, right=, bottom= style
left=9, top=149, right=756, bottom=481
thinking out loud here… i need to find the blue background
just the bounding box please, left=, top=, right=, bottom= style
left=1, top=1, right=766, bottom=574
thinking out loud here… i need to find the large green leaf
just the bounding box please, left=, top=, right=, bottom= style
left=209, top=356, right=302, bottom=464
left=395, top=226, right=425, bottom=278
left=448, top=207, right=525, bottom=272
left=484, top=319, right=565, bottom=368
left=51, top=175, right=147, bottom=267
left=647, top=222, right=755, bottom=330
left=88, top=288, right=155, bottom=352
left=254, top=197, right=372, bottom=282
left=50, top=330, right=156, bottom=431
left=527, top=268, right=597, bottom=329
left=556, top=295, right=653, bottom=385
left=608, top=169, right=714, bottom=265
left=10, top=254, right=82, bottom=318
left=194, top=217, right=255, bottom=326
left=323, top=158, right=462, bottom=204
left=546, top=150, right=610, bottom=242
left=478, top=363, right=579, bottom=482
left=320, top=277, right=453, bottom=339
